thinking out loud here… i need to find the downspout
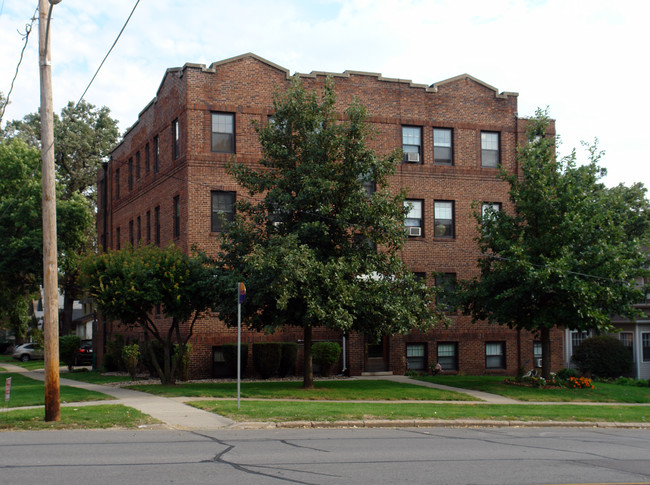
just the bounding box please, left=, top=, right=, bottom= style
left=341, top=331, right=347, bottom=375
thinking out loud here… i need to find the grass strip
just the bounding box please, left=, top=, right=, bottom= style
left=2, top=373, right=112, bottom=407
left=416, top=375, right=650, bottom=403
left=0, top=404, right=158, bottom=431
left=61, top=370, right=133, bottom=385
left=127, top=379, right=478, bottom=401
left=0, top=355, right=44, bottom=371
left=189, top=400, right=650, bottom=423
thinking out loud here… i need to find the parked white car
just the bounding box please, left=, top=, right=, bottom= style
left=12, top=343, right=45, bottom=361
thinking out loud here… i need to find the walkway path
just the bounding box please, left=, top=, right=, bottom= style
left=2, top=363, right=648, bottom=430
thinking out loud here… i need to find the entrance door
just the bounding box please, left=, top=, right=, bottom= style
left=365, top=337, right=388, bottom=372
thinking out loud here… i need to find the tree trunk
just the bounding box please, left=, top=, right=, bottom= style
left=541, top=326, right=552, bottom=380
left=302, top=324, right=314, bottom=389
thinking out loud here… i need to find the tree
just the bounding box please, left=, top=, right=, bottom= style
left=0, top=138, right=92, bottom=339
left=456, top=109, right=649, bottom=379
left=2, top=101, right=119, bottom=334
left=213, top=78, right=444, bottom=388
left=80, top=245, right=217, bottom=385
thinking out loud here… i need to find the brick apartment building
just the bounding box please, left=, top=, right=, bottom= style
left=97, top=53, right=564, bottom=378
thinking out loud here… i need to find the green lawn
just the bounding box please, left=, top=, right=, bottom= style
left=0, top=354, right=45, bottom=371
left=415, top=375, right=650, bottom=403
left=190, top=400, right=650, bottom=424
left=127, top=379, right=479, bottom=401
left=0, top=404, right=158, bottom=431
left=1, top=373, right=112, bottom=407
left=61, top=370, right=133, bottom=385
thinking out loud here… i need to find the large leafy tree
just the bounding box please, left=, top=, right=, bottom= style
left=0, top=138, right=92, bottom=340
left=457, top=110, right=649, bottom=379
left=213, top=78, right=444, bottom=388
left=80, top=245, right=217, bottom=385
left=2, top=100, right=119, bottom=333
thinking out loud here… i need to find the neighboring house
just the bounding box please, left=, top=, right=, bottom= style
left=97, top=53, right=565, bottom=378
left=33, top=288, right=92, bottom=340
left=565, top=277, right=650, bottom=379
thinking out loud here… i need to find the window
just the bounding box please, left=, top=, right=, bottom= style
left=172, top=119, right=180, bottom=159
left=153, top=136, right=160, bottom=173
left=146, top=210, right=151, bottom=243
left=434, top=201, right=454, bottom=238
left=136, top=216, right=141, bottom=243
left=642, top=333, right=650, bottom=362
left=115, top=227, right=120, bottom=250
left=211, top=113, right=235, bottom=153
left=173, top=195, right=180, bottom=238
left=433, top=128, right=453, bottom=165
left=619, top=332, right=633, bottom=360
left=481, top=202, right=501, bottom=218
left=437, top=342, right=458, bottom=371
left=435, top=273, right=456, bottom=311
left=154, top=206, right=160, bottom=245
left=145, top=143, right=150, bottom=173
left=136, top=151, right=141, bottom=179
left=128, top=158, right=133, bottom=191
left=115, top=168, right=120, bottom=198
left=359, top=171, right=375, bottom=197
left=533, top=341, right=542, bottom=367
left=404, top=199, right=423, bottom=237
left=481, top=131, right=500, bottom=167
left=486, top=342, right=506, bottom=369
left=406, top=343, right=426, bottom=371
left=129, top=220, right=134, bottom=246
left=571, top=331, right=589, bottom=352
left=402, top=126, right=422, bottom=163
left=211, top=191, right=235, bottom=232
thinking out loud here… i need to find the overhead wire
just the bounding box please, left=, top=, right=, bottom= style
left=0, top=4, right=39, bottom=126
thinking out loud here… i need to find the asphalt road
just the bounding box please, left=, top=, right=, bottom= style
left=1, top=427, right=650, bottom=484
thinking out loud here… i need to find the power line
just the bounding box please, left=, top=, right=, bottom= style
left=75, top=0, right=141, bottom=108
left=0, top=5, right=39, bottom=126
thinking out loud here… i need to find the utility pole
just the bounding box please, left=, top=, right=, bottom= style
left=39, top=0, right=61, bottom=422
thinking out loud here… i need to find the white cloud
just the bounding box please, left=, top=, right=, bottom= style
left=1, top=0, right=648, bottom=187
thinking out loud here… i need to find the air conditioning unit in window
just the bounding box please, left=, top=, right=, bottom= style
left=407, top=226, right=422, bottom=237
left=404, top=152, right=420, bottom=163
left=534, top=358, right=543, bottom=368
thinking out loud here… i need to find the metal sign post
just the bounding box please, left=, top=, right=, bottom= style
left=237, top=282, right=246, bottom=410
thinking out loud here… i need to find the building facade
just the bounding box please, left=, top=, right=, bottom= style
left=97, top=53, right=564, bottom=378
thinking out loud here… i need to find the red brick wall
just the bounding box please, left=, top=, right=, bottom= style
left=98, top=54, right=565, bottom=379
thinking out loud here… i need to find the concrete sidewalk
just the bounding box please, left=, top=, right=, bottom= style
left=2, top=362, right=649, bottom=430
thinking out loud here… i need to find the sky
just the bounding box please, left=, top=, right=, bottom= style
left=1, top=0, right=648, bottom=188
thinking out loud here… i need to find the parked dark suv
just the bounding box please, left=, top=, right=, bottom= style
left=75, top=339, right=93, bottom=366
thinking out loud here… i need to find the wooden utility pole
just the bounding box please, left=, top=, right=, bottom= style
left=39, top=0, right=61, bottom=422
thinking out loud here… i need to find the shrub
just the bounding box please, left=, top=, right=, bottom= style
left=278, top=343, right=298, bottom=377
left=253, top=343, right=282, bottom=379
left=614, top=377, right=650, bottom=387
left=312, top=342, right=341, bottom=377
left=571, top=335, right=633, bottom=378
left=222, top=343, right=249, bottom=378
left=556, top=368, right=579, bottom=380
left=59, top=335, right=81, bottom=371
left=122, top=343, right=140, bottom=380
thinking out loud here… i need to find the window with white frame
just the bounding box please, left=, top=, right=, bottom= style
left=437, top=342, right=458, bottom=371
left=482, top=202, right=501, bottom=218
left=434, top=201, right=454, bottom=238
left=571, top=331, right=589, bottom=352
left=211, top=191, right=235, bottom=232
left=172, top=119, right=180, bottom=159
left=481, top=131, right=500, bottom=167
left=486, top=342, right=505, bottom=369
left=402, top=126, right=422, bottom=163
left=211, top=112, right=235, bottom=153
left=643, top=333, right=650, bottom=362
left=404, top=199, right=423, bottom=236
left=433, top=128, right=453, bottom=165
left=533, top=341, right=542, bottom=367
left=406, top=343, right=426, bottom=371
